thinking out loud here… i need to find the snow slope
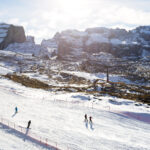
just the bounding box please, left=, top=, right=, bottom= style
left=0, top=66, right=13, bottom=75
left=0, top=77, right=150, bottom=150
left=0, top=124, right=48, bottom=150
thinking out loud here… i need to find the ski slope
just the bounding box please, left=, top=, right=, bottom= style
left=0, top=77, right=150, bottom=150
left=0, top=125, right=48, bottom=150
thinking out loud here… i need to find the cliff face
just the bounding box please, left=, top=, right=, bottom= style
left=47, top=26, right=150, bottom=60
left=0, top=23, right=26, bottom=49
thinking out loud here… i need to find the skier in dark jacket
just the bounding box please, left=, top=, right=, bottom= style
left=89, top=116, right=92, bottom=123
left=84, top=114, right=88, bottom=122
left=84, top=114, right=88, bottom=128
left=27, top=120, right=31, bottom=129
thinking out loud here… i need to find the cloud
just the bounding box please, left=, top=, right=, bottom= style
left=23, top=5, right=150, bottom=43
left=1, top=0, right=150, bottom=43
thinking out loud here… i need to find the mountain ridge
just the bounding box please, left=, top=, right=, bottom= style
left=45, top=25, right=150, bottom=59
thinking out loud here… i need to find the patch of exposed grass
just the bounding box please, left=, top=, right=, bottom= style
left=97, top=81, right=150, bottom=104
left=4, top=74, right=50, bottom=89
left=3, top=73, right=91, bottom=92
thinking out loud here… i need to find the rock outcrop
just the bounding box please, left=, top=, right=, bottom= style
left=0, top=23, right=26, bottom=49
left=49, top=26, right=150, bottom=60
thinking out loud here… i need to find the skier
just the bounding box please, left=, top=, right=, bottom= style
left=15, top=107, right=18, bottom=113
left=84, top=114, right=88, bottom=128
left=89, top=116, right=92, bottom=123
left=89, top=116, right=93, bottom=129
left=27, top=120, right=31, bottom=129
left=84, top=114, right=88, bottom=122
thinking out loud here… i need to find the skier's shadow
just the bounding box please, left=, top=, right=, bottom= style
left=89, top=123, right=94, bottom=130
left=25, top=128, right=29, bottom=135
left=24, top=128, right=29, bottom=141
left=85, top=121, right=88, bottom=128
left=12, top=112, right=17, bottom=118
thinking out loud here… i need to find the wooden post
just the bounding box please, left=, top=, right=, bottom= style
left=107, top=66, right=109, bottom=82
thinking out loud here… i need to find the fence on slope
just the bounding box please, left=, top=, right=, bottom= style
left=0, top=99, right=145, bottom=150
left=0, top=117, right=72, bottom=150
left=0, top=99, right=113, bottom=150
left=51, top=98, right=144, bottom=123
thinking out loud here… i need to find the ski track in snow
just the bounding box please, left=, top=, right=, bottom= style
left=0, top=78, right=150, bottom=150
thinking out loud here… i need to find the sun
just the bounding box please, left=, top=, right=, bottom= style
left=56, top=0, right=88, bottom=19
left=58, top=0, right=85, bottom=12
left=59, top=0, right=83, bottom=7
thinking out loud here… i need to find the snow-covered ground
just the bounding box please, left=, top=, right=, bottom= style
left=0, top=125, right=47, bottom=150
left=0, top=66, right=13, bottom=75
left=62, top=70, right=134, bottom=84
left=0, top=49, right=149, bottom=87
left=21, top=70, right=134, bottom=88
left=0, top=77, right=150, bottom=150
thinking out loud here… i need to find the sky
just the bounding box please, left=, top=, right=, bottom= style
left=0, top=0, right=150, bottom=43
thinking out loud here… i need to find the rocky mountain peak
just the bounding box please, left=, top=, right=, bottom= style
left=0, top=23, right=26, bottom=49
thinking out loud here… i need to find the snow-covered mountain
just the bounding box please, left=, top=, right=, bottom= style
left=41, top=38, right=58, bottom=57
left=4, top=36, right=55, bottom=59
left=0, top=23, right=26, bottom=49
left=0, top=23, right=150, bottom=85
left=38, top=26, right=150, bottom=85
left=48, top=26, right=150, bottom=59
left=1, top=24, right=150, bottom=60
left=5, top=36, right=41, bottom=56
